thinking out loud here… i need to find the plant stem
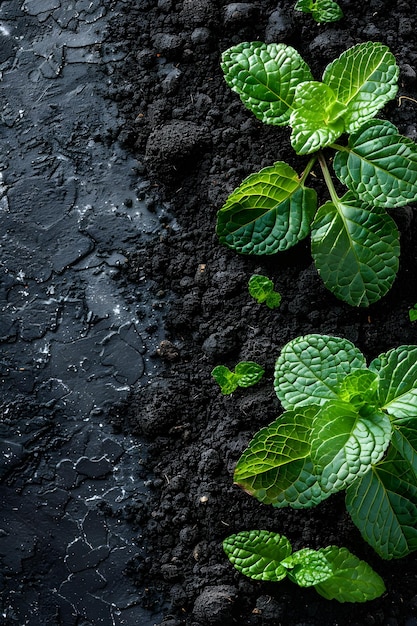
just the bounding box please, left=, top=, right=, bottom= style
left=299, top=155, right=317, bottom=185
left=317, top=151, right=340, bottom=205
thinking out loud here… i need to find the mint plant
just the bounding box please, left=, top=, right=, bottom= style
left=248, top=274, right=281, bottom=309
left=409, top=304, right=417, bottom=322
left=212, top=361, right=264, bottom=395
left=233, top=334, right=417, bottom=559
left=217, top=41, right=417, bottom=306
left=295, top=0, right=343, bottom=23
left=223, top=530, right=385, bottom=602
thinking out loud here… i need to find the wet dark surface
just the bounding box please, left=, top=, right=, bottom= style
left=0, top=1, right=168, bottom=624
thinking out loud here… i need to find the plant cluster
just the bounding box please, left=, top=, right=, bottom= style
left=233, top=334, right=417, bottom=561
left=295, top=0, right=343, bottom=23
left=223, top=530, right=385, bottom=603
left=216, top=41, right=417, bottom=307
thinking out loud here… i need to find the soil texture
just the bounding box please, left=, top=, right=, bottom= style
left=107, top=1, right=417, bottom=625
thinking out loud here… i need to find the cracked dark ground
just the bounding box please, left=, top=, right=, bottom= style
left=3, top=1, right=417, bottom=626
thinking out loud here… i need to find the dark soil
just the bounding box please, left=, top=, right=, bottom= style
left=107, top=1, right=417, bottom=625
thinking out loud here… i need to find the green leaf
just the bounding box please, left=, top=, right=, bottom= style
left=311, top=193, right=400, bottom=307
left=333, top=120, right=417, bottom=208
left=323, top=42, right=399, bottom=133
left=369, top=345, right=417, bottom=422
left=311, top=400, right=392, bottom=492
left=290, top=81, right=346, bottom=154
left=221, top=42, right=313, bottom=126
left=409, top=304, right=417, bottom=322
left=295, top=0, right=343, bottom=23
left=248, top=274, right=281, bottom=309
left=274, top=334, right=366, bottom=410
left=346, top=457, right=417, bottom=559
left=336, top=370, right=379, bottom=412
left=223, top=530, right=292, bottom=581
left=281, top=548, right=333, bottom=587
left=314, top=547, right=386, bottom=602
left=216, top=161, right=317, bottom=255
left=212, top=362, right=265, bottom=395
left=234, top=406, right=330, bottom=508
left=391, top=425, right=417, bottom=481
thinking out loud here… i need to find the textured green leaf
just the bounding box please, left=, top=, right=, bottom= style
left=234, top=406, right=330, bottom=508
left=323, top=42, right=399, bottom=133
left=223, top=530, right=292, bottom=581
left=295, top=0, right=343, bottom=23
left=311, top=193, right=400, bottom=307
left=221, top=42, right=313, bottom=126
left=274, top=334, right=366, bottom=410
left=409, top=305, right=417, bottom=322
left=314, top=547, right=386, bottom=602
left=333, top=120, right=417, bottom=208
left=248, top=274, right=281, bottom=309
left=212, top=361, right=264, bottom=395
left=281, top=549, right=333, bottom=587
left=369, top=345, right=417, bottom=422
left=290, top=81, right=346, bottom=154
left=336, top=370, right=379, bottom=412
left=391, top=425, right=417, bottom=480
left=311, top=400, right=391, bottom=492
left=346, top=458, right=417, bottom=559
left=216, top=161, right=317, bottom=254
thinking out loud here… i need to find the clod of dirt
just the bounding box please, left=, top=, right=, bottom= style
left=191, top=585, right=238, bottom=625
left=145, top=120, right=210, bottom=182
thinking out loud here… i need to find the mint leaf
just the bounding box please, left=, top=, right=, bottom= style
left=216, top=161, right=317, bottom=254
left=295, top=0, right=343, bottom=23
left=221, top=42, right=313, bottom=126
left=323, top=42, right=399, bottom=133
left=274, top=334, right=366, bottom=410
left=223, top=530, right=292, bottom=581
left=212, top=361, right=264, bottom=395
left=333, top=120, right=417, bottom=208
left=336, top=370, right=379, bottom=412
left=311, top=400, right=392, bottom=492
left=234, top=406, right=330, bottom=508
left=290, top=81, right=346, bottom=154
left=369, top=346, right=417, bottom=422
left=314, top=547, right=386, bottom=602
left=281, top=548, right=333, bottom=587
left=248, top=274, right=281, bottom=309
left=346, top=454, right=417, bottom=559
left=311, top=193, right=400, bottom=307
left=409, top=304, right=417, bottom=322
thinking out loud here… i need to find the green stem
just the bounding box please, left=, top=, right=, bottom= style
left=299, top=155, right=318, bottom=185
left=318, top=151, right=340, bottom=205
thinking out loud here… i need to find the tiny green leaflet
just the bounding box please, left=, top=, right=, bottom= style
left=294, top=0, right=343, bottom=23
left=248, top=274, right=281, bottom=309
left=217, top=41, right=417, bottom=306
left=211, top=361, right=264, bottom=395
left=232, top=334, right=417, bottom=559
left=223, top=530, right=385, bottom=602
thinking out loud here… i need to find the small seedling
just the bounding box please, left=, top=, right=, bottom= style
left=232, top=334, right=417, bottom=560
left=409, top=304, right=417, bottom=322
left=217, top=41, right=417, bottom=306
left=223, top=530, right=385, bottom=602
left=295, top=0, right=343, bottom=23
left=211, top=361, right=264, bottom=395
left=248, top=274, right=281, bottom=309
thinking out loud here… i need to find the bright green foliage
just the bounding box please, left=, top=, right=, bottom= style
left=211, top=361, right=264, bottom=395
left=409, top=304, right=417, bottom=322
left=295, top=0, right=343, bottom=23
left=217, top=41, right=417, bottom=306
left=233, top=334, right=417, bottom=559
left=223, top=530, right=385, bottom=602
left=248, top=274, right=281, bottom=309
